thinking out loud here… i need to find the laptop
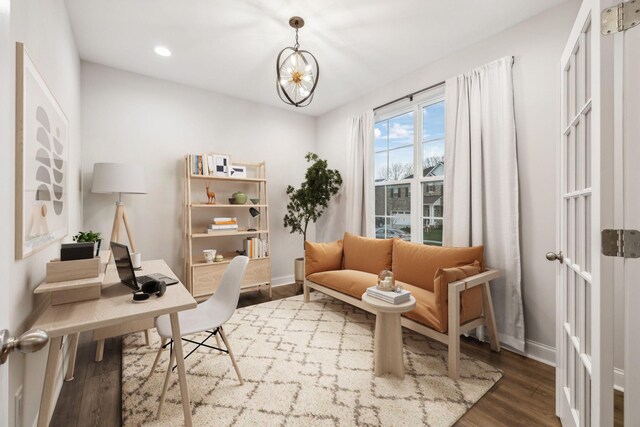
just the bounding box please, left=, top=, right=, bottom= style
left=110, top=242, right=178, bottom=291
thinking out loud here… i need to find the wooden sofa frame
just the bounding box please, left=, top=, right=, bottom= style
left=303, top=268, right=502, bottom=379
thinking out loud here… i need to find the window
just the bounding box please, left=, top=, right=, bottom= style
left=374, top=90, right=445, bottom=246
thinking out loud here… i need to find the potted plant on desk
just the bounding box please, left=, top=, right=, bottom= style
left=284, top=152, right=342, bottom=285
left=72, top=230, right=102, bottom=257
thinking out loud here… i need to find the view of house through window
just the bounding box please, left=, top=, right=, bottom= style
left=374, top=96, right=444, bottom=246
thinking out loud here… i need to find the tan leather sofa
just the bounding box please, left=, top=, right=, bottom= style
left=303, top=232, right=501, bottom=379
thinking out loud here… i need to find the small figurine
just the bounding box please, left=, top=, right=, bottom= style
left=205, top=182, right=216, bottom=204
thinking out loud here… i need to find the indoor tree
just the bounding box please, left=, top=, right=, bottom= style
left=283, top=152, right=342, bottom=247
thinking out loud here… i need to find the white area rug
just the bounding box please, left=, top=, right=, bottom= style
left=122, top=293, right=501, bottom=426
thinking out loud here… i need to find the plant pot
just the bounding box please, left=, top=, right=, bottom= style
left=294, top=257, right=305, bottom=283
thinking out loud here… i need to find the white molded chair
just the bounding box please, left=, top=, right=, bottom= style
left=150, top=256, right=249, bottom=417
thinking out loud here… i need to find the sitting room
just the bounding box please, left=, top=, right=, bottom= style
left=0, top=0, right=638, bottom=426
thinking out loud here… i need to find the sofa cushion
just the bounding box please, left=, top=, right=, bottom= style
left=400, top=283, right=443, bottom=332
left=304, top=240, right=344, bottom=276
left=392, top=239, right=484, bottom=292
left=306, top=269, right=378, bottom=299
left=342, top=232, right=393, bottom=275
left=433, top=261, right=483, bottom=332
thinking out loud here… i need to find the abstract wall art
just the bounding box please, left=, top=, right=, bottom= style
left=15, top=42, right=68, bottom=259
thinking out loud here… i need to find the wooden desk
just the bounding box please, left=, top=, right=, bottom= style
left=31, top=259, right=197, bottom=427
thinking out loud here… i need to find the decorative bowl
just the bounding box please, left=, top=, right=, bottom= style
left=232, top=191, right=247, bottom=205
left=250, top=198, right=260, bottom=205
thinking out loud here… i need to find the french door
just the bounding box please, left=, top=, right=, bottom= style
left=555, top=0, right=615, bottom=426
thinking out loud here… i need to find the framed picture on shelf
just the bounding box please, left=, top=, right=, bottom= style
left=213, top=154, right=230, bottom=177
left=229, top=165, right=247, bottom=178
left=15, top=42, right=69, bottom=259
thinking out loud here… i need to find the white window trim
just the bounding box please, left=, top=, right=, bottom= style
left=374, top=84, right=445, bottom=245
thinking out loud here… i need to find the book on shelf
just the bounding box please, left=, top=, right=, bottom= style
left=212, top=217, right=237, bottom=225
left=190, top=153, right=218, bottom=176
left=208, top=224, right=238, bottom=231
left=243, top=237, right=268, bottom=259
left=365, top=286, right=411, bottom=305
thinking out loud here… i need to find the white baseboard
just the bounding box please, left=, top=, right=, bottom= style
left=270, top=275, right=295, bottom=287
left=614, top=368, right=624, bottom=392
left=502, top=339, right=625, bottom=392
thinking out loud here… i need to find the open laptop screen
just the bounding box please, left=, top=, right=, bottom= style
left=110, top=242, right=140, bottom=291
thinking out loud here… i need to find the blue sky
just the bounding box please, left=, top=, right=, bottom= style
left=375, top=101, right=445, bottom=179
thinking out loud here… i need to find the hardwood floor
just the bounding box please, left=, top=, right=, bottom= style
left=50, top=283, right=623, bottom=426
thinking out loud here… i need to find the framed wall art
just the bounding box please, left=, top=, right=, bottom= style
left=15, top=42, right=68, bottom=259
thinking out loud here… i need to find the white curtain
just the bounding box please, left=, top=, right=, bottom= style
left=345, top=110, right=375, bottom=237
left=443, top=57, right=525, bottom=351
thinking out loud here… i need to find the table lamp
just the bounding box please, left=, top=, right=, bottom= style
left=91, top=163, right=147, bottom=252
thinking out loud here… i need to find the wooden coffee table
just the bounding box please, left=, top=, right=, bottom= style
left=362, top=293, right=416, bottom=379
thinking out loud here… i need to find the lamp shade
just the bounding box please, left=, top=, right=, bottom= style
left=91, top=163, right=147, bottom=194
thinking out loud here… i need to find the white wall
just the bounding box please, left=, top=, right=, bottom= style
left=0, top=1, right=83, bottom=426
left=81, top=62, right=316, bottom=285
left=315, top=1, right=579, bottom=360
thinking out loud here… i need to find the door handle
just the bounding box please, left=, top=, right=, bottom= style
left=0, top=328, right=49, bottom=365
left=546, top=251, right=564, bottom=263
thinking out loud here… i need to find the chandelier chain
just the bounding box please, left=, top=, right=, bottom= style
left=294, top=28, right=300, bottom=50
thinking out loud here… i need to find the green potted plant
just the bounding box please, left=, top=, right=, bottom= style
left=284, top=153, right=342, bottom=284
left=72, top=230, right=102, bottom=257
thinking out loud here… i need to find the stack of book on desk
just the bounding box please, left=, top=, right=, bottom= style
left=366, top=286, right=411, bottom=304
left=208, top=217, right=238, bottom=233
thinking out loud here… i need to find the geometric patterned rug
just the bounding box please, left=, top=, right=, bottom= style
left=122, top=292, right=502, bottom=426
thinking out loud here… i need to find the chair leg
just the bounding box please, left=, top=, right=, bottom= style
left=215, top=334, right=222, bottom=350
left=303, top=281, right=310, bottom=303
left=483, top=283, right=501, bottom=352
left=157, top=349, right=176, bottom=419
left=447, top=284, right=461, bottom=380
left=219, top=327, right=243, bottom=385
left=148, top=338, right=168, bottom=378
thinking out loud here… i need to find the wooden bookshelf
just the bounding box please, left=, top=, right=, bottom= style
left=184, top=155, right=271, bottom=299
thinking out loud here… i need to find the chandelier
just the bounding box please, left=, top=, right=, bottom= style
left=276, top=16, right=319, bottom=107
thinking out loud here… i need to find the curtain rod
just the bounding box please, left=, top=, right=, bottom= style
left=373, top=56, right=516, bottom=112
left=373, top=80, right=444, bottom=112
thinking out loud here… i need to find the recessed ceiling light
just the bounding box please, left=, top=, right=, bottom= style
left=154, top=46, right=171, bottom=57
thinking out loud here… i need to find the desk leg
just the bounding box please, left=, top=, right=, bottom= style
left=65, top=333, right=80, bottom=382
left=37, top=336, right=62, bottom=427
left=170, top=313, right=193, bottom=427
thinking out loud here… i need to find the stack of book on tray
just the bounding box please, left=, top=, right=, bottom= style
left=244, top=237, right=267, bottom=259
left=366, top=286, right=411, bottom=304
left=208, top=217, right=238, bottom=233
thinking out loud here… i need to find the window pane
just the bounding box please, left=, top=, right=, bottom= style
left=374, top=186, right=385, bottom=216
left=422, top=181, right=443, bottom=246
left=388, top=146, right=413, bottom=180
left=383, top=183, right=411, bottom=240
left=422, top=101, right=445, bottom=141
left=374, top=121, right=388, bottom=152
left=375, top=151, right=388, bottom=181
left=423, top=139, right=444, bottom=177
left=388, top=111, right=414, bottom=149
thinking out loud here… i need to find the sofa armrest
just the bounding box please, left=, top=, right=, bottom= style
left=448, top=268, right=501, bottom=292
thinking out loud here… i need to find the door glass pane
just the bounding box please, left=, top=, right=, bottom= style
left=585, top=110, right=591, bottom=188
left=568, top=129, right=575, bottom=193
left=585, top=195, right=591, bottom=273
left=576, top=196, right=584, bottom=268
left=388, top=111, right=414, bottom=149
left=585, top=279, right=591, bottom=355
left=422, top=181, right=443, bottom=246
left=585, top=23, right=591, bottom=101
left=576, top=119, right=584, bottom=191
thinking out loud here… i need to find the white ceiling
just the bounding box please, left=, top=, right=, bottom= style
left=65, top=0, right=567, bottom=116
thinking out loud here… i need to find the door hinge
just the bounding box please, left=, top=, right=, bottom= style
left=602, top=1, right=640, bottom=34
left=602, top=229, right=640, bottom=258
